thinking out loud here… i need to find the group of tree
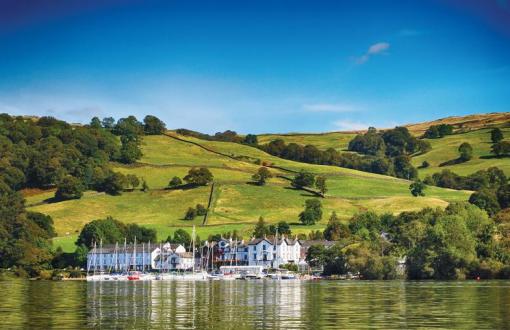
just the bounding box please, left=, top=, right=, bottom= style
left=184, top=204, right=207, bottom=220
left=252, top=217, right=292, bottom=238
left=175, top=128, right=258, bottom=145
left=423, top=124, right=454, bottom=139
left=422, top=166, right=509, bottom=217
left=291, top=171, right=328, bottom=197
left=183, top=167, right=214, bottom=186
left=307, top=202, right=510, bottom=280
left=490, top=128, right=510, bottom=157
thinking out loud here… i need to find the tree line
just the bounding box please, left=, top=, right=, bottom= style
left=307, top=202, right=510, bottom=280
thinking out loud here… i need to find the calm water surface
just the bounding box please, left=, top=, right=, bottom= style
left=0, top=279, right=509, bottom=329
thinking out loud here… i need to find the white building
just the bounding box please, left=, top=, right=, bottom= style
left=219, top=239, right=249, bottom=265
left=87, top=242, right=187, bottom=272
left=87, top=243, right=159, bottom=272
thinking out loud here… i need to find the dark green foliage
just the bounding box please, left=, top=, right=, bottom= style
left=393, top=155, right=418, bottom=180
left=168, top=229, right=192, bottom=247
left=491, top=141, right=510, bottom=157
left=428, top=167, right=507, bottom=191
left=469, top=190, right=501, bottom=217
left=315, top=176, right=327, bottom=196
left=184, top=167, right=213, bottom=186
left=420, top=160, right=430, bottom=168
left=125, top=223, right=157, bottom=243
left=168, top=176, right=183, bottom=188
left=55, top=176, right=84, bottom=200
left=113, top=116, right=144, bottom=140
left=102, top=172, right=127, bottom=195
left=90, top=117, right=102, bottom=129
left=348, top=127, right=386, bottom=156
left=76, top=216, right=155, bottom=248
left=409, top=180, right=426, bottom=197
left=252, top=167, right=272, bottom=185
left=299, top=199, right=323, bottom=225
left=184, top=207, right=197, bottom=220
left=196, top=204, right=207, bottom=216
left=253, top=216, right=269, bottom=238
left=490, top=128, right=504, bottom=144
left=268, top=221, right=291, bottom=236
left=27, top=211, right=56, bottom=238
left=498, top=184, right=510, bottom=209
left=243, top=134, right=258, bottom=145
left=323, top=212, right=351, bottom=241
left=423, top=124, right=453, bottom=138
left=143, top=115, right=166, bottom=135
left=101, top=117, right=115, bottom=129
left=126, top=174, right=140, bottom=190
left=291, top=171, right=315, bottom=189
left=458, top=142, right=473, bottom=162
left=119, top=140, right=142, bottom=164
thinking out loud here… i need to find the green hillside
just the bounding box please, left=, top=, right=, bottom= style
left=412, top=127, right=510, bottom=178
left=26, top=133, right=469, bottom=252
left=258, top=132, right=357, bottom=151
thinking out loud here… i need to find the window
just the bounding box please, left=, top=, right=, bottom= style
left=263, top=245, right=266, bottom=250
left=253, top=253, right=256, bottom=260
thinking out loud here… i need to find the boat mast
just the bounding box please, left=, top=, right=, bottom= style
left=124, top=238, right=127, bottom=273
left=133, top=236, right=137, bottom=271
left=148, top=240, right=151, bottom=272
left=100, top=239, right=103, bottom=273
left=192, top=226, right=196, bottom=273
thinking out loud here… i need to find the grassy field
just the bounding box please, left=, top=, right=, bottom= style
left=25, top=132, right=471, bottom=252
left=258, top=132, right=357, bottom=151
left=412, top=127, right=510, bottom=178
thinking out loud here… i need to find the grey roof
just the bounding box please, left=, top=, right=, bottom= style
left=89, top=244, right=157, bottom=254
left=299, top=240, right=336, bottom=248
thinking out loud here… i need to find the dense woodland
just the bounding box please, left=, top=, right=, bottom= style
left=0, top=113, right=165, bottom=275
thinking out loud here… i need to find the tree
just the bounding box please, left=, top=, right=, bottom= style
left=27, top=211, right=56, bottom=238
left=253, top=216, right=268, bottom=238
left=126, top=174, right=140, bottom=190
left=119, top=140, right=142, bottom=164
left=90, top=117, right=102, bottom=129
left=491, top=128, right=504, bottom=144
left=170, top=229, right=192, bottom=247
left=184, top=167, right=213, bottom=186
left=299, top=199, right=323, bottom=225
left=291, top=171, right=315, bottom=189
left=420, top=161, right=430, bottom=168
left=491, top=141, right=510, bottom=157
left=393, top=155, right=418, bottom=180
left=252, top=167, right=272, bottom=186
left=469, top=189, right=501, bottom=217
left=315, top=176, right=327, bottom=197
left=497, top=184, right=510, bottom=209
left=458, top=142, right=473, bottom=162
left=324, top=212, right=350, bottom=241
left=168, top=176, right=183, bottom=188
left=102, top=117, right=115, bottom=129
left=196, top=204, right=207, bottom=216
left=76, top=216, right=126, bottom=248
left=143, top=115, right=166, bottom=135
left=103, top=172, right=127, bottom=195
left=55, top=176, right=84, bottom=200
left=269, top=221, right=292, bottom=236
left=409, top=180, right=426, bottom=197
left=184, top=207, right=196, bottom=220
left=244, top=134, right=258, bottom=145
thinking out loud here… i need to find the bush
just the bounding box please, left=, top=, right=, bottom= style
left=55, top=176, right=84, bottom=201
left=184, top=207, right=197, bottom=220
left=168, top=176, right=183, bottom=188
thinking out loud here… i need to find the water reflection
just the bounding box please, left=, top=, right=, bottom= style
left=0, top=280, right=509, bottom=329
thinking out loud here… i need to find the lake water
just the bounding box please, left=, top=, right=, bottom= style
left=0, top=279, right=509, bottom=329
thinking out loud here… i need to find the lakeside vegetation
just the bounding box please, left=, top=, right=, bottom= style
left=2, top=112, right=509, bottom=279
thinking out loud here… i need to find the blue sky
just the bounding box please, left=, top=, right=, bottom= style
left=0, top=0, right=509, bottom=133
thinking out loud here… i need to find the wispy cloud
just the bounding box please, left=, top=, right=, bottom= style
left=356, top=42, right=390, bottom=64
left=303, top=103, right=358, bottom=113
left=332, top=119, right=370, bottom=131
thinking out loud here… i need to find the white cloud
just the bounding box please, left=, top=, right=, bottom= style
left=356, top=42, right=390, bottom=64
left=368, top=42, right=390, bottom=54
left=332, top=119, right=370, bottom=131
left=303, top=103, right=357, bottom=113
